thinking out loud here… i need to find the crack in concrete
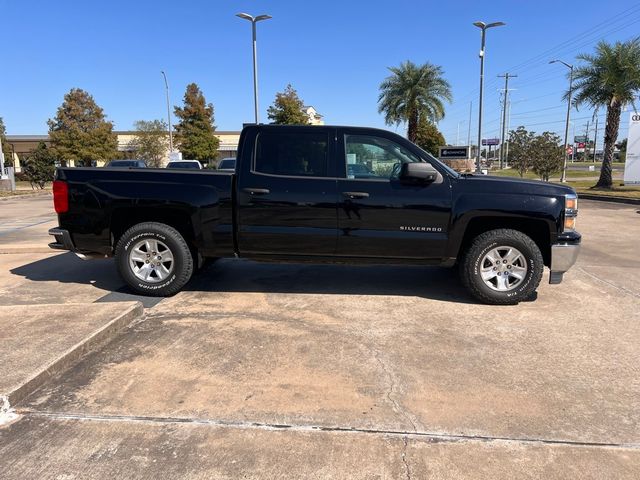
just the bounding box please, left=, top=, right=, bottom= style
left=372, top=349, right=419, bottom=433
left=578, top=266, right=640, bottom=298
left=401, top=436, right=411, bottom=480
left=19, top=410, right=640, bottom=450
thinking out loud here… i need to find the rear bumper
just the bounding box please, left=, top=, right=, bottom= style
left=549, top=240, right=581, bottom=285
left=48, top=227, right=104, bottom=259
left=48, top=228, right=75, bottom=251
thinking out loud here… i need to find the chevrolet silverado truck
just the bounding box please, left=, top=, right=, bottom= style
left=49, top=124, right=581, bottom=305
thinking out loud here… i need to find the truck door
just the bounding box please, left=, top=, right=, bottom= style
left=336, top=129, right=452, bottom=259
left=236, top=127, right=338, bottom=256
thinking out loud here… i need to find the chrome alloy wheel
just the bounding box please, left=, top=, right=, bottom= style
left=480, top=246, right=528, bottom=292
left=129, top=239, right=174, bottom=283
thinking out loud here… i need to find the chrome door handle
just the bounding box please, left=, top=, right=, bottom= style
left=243, top=188, right=270, bottom=195
left=342, top=191, right=369, bottom=199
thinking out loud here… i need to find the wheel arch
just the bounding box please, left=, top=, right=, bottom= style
left=111, top=208, right=196, bottom=253
left=454, top=216, right=554, bottom=267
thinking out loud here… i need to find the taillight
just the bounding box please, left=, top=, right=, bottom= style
left=53, top=180, right=69, bottom=213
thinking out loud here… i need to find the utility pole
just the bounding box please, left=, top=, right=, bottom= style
left=160, top=71, right=174, bottom=152
left=467, top=101, right=472, bottom=157
left=584, top=120, right=590, bottom=161
left=504, top=98, right=512, bottom=165
left=473, top=21, right=506, bottom=173
left=0, top=134, right=6, bottom=179
left=592, top=116, right=599, bottom=162
left=236, top=13, right=272, bottom=124
left=498, top=73, right=517, bottom=169
left=549, top=60, right=573, bottom=182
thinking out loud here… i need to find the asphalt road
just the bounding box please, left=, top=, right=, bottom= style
left=0, top=194, right=639, bottom=478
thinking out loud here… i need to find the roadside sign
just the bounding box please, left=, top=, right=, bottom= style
left=574, top=135, right=587, bottom=143
left=482, top=138, right=500, bottom=146
left=624, top=113, right=640, bottom=185
left=566, top=145, right=573, bottom=155
left=439, top=146, right=469, bottom=160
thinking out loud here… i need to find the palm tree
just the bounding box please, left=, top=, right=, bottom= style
left=378, top=61, right=452, bottom=143
left=570, top=38, right=640, bottom=188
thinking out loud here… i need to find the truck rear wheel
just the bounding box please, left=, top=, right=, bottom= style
left=460, top=228, right=543, bottom=305
left=115, top=222, right=193, bottom=297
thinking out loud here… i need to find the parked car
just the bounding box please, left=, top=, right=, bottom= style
left=166, top=160, right=202, bottom=169
left=49, top=124, right=580, bottom=304
left=104, top=160, right=147, bottom=168
left=217, top=158, right=236, bottom=172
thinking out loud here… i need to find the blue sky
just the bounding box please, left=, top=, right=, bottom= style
left=1, top=0, right=639, bottom=148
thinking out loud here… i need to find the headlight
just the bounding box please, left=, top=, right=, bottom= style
left=564, top=193, right=578, bottom=231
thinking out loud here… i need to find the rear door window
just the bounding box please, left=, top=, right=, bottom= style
left=254, top=131, right=329, bottom=177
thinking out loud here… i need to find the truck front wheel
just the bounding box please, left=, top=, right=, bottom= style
left=115, top=222, right=193, bottom=296
left=460, top=229, right=543, bottom=305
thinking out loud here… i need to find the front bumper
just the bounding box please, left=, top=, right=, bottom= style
left=549, top=242, right=581, bottom=284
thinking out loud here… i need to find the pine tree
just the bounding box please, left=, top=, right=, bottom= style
left=173, top=83, right=220, bottom=162
left=130, top=120, right=169, bottom=167
left=267, top=84, right=310, bottom=125
left=47, top=88, right=118, bottom=167
left=23, top=142, right=56, bottom=189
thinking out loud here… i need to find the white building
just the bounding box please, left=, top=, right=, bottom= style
left=303, top=106, right=324, bottom=125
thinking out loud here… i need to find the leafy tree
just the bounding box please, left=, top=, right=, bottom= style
left=378, top=61, right=452, bottom=142
left=531, top=132, right=564, bottom=181
left=267, top=84, right=310, bottom=125
left=414, top=116, right=445, bottom=156
left=174, top=83, right=220, bottom=162
left=48, top=88, right=118, bottom=167
left=570, top=38, right=640, bottom=188
left=0, top=117, right=13, bottom=166
left=129, top=120, right=169, bottom=167
left=508, top=126, right=536, bottom=177
left=616, top=138, right=627, bottom=162
left=23, top=142, right=56, bottom=189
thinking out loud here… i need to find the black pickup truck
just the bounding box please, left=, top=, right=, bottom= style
left=49, top=124, right=581, bottom=304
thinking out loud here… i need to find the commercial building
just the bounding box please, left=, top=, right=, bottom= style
left=5, top=131, right=241, bottom=171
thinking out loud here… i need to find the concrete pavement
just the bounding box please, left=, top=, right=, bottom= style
left=0, top=195, right=638, bottom=478
left=0, top=302, right=142, bottom=413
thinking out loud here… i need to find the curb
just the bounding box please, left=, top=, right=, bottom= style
left=578, top=193, right=640, bottom=206
left=0, top=246, right=60, bottom=255
left=3, top=301, right=144, bottom=409
left=0, top=191, right=52, bottom=201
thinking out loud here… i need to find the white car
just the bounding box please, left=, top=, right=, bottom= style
left=166, top=160, right=203, bottom=169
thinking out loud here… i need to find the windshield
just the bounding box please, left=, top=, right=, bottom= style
left=107, top=160, right=139, bottom=167
left=218, top=159, right=235, bottom=169
left=167, top=162, right=199, bottom=169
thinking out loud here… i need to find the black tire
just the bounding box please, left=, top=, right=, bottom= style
left=460, top=228, right=543, bottom=305
left=115, top=222, right=193, bottom=297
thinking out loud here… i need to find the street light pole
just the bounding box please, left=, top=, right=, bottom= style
left=161, top=71, right=174, bottom=152
left=236, top=12, right=272, bottom=124
left=473, top=21, right=505, bottom=174
left=550, top=59, right=573, bottom=183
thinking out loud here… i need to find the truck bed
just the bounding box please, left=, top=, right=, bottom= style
left=54, top=167, right=235, bottom=257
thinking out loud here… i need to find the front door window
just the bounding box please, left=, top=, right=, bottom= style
left=345, top=134, right=422, bottom=180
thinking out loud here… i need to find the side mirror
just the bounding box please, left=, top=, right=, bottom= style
left=399, top=162, right=439, bottom=185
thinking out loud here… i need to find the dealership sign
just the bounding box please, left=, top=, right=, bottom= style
left=624, top=113, right=640, bottom=185
left=439, top=146, right=469, bottom=160
left=482, top=138, right=500, bottom=146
